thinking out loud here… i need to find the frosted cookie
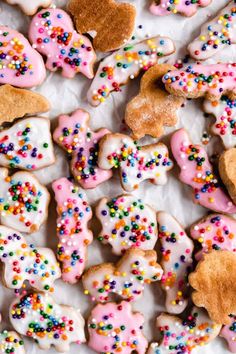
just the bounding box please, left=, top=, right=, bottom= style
left=96, top=195, right=158, bottom=255
left=221, top=315, right=236, bottom=353
left=10, top=292, right=86, bottom=352
left=5, top=0, right=52, bottom=15
left=53, top=109, right=112, bottom=189
left=0, top=26, right=46, bottom=88
left=171, top=128, right=236, bottom=213
left=188, top=1, right=236, bottom=60
left=0, top=225, right=60, bottom=292
left=98, top=133, right=173, bottom=192
left=52, top=177, right=93, bottom=284
left=88, top=301, right=148, bottom=354
left=29, top=8, right=96, bottom=79
left=157, top=212, right=193, bottom=314
left=203, top=96, right=236, bottom=149
left=163, top=63, right=236, bottom=101
left=87, top=36, right=175, bottom=106
left=0, top=168, right=50, bottom=233
left=0, top=330, right=25, bottom=354
left=150, top=0, right=211, bottom=17
left=219, top=148, right=236, bottom=205
left=0, top=117, right=55, bottom=170
left=147, top=307, right=221, bottom=354
left=83, top=248, right=163, bottom=302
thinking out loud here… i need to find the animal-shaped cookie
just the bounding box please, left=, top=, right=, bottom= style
left=125, top=64, right=184, bottom=139
left=53, top=109, right=112, bottom=189
left=87, top=36, right=175, bottom=106
left=0, top=26, right=46, bottom=88
left=163, top=63, right=236, bottom=101
left=96, top=194, right=158, bottom=255
left=0, top=168, right=50, bottom=233
left=52, top=177, right=93, bottom=284
left=83, top=248, right=163, bottom=302
left=219, top=148, right=236, bottom=205
left=221, top=315, right=236, bottom=353
left=203, top=96, right=236, bottom=149
left=5, top=0, right=52, bottom=15
left=98, top=133, right=173, bottom=192
left=147, top=307, right=221, bottom=354
left=0, top=117, right=55, bottom=170
left=10, top=292, right=86, bottom=352
left=0, top=225, right=60, bottom=292
left=157, top=212, right=193, bottom=314
left=88, top=301, right=148, bottom=354
left=150, top=0, right=212, bottom=17
left=171, top=128, right=236, bottom=213
left=29, top=8, right=96, bottom=79
left=67, top=0, right=136, bottom=52
left=188, top=1, right=236, bottom=60
left=0, top=330, right=25, bottom=354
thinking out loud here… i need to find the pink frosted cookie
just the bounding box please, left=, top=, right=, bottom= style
left=0, top=330, right=25, bottom=354
left=88, top=301, right=148, bottom=354
left=157, top=212, right=193, bottom=314
left=10, top=292, right=86, bottom=352
left=53, top=109, right=112, bottom=189
left=0, top=225, right=60, bottom=292
left=98, top=133, right=173, bottom=192
left=52, top=177, right=93, bottom=284
left=87, top=36, right=175, bottom=106
left=221, top=315, right=236, bottom=353
left=96, top=194, right=158, bottom=255
left=0, top=26, right=46, bottom=88
left=147, top=307, right=221, bottom=354
left=188, top=1, right=236, bottom=60
left=29, top=8, right=96, bottom=79
left=163, top=63, right=236, bottom=101
left=171, top=128, right=236, bottom=213
left=83, top=248, right=163, bottom=302
left=150, top=0, right=211, bottom=17
left=5, top=0, right=52, bottom=15
left=0, top=168, right=50, bottom=233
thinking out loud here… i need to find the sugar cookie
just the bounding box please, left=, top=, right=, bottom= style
left=219, top=148, right=236, bottom=205
left=150, top=0, right=212, bottom=17
left=221, top=315, right=236, bottom=353
left=0, top=330, right=25, bottom=354
left=5, top=0, right=52, bottom=15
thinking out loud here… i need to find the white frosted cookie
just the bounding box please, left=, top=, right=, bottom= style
left=5, top=0, right=52, bottom=15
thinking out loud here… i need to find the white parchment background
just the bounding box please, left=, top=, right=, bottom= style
left=0, top=0, right=233, bottom=353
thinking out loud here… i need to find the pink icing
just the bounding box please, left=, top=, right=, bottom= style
left=52, top=177, right=93, bottom=284
left=163, top=63, right=236, bottom=100
left=53, top=109, right=112, bottom=189
left=150, top=0, right=211, bottom=17
left=29, top=8, right=96, bottom=79
left=0, top=26, right=46, bottom=88
left=88, top=301, right=148, bottom=354
left=221, top=315, right=236, bottom=353
left=171, top=128, right=236, bottom=213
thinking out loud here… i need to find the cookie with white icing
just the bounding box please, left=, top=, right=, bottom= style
left=5, top=0, right=52, bottom=15
left=0, top=330, right=25, bottom=354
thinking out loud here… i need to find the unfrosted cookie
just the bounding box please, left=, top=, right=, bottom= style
left=98, top=133, right=173, bottom=192
left=150, top=0, right=212, bottom=17
left=157, top=211, right=193, bottom=314
left=5, top=0, right=52, bottom=15
left=87, top=36, right=175, bottom=106
left=96, top=194, right=158, bottom=255
left=0, top=330, right=25, bottom=354
left=219, top=148, right=236, bottom=205
left=52, top=177, right=93, bottom=284
left=0, top=168, right=50, bottom=233
left=83, top=248, right=163, bottom=302
left=29, top=8, right=96, bottom=79
left=171, top=128, right=236, bottom=213
left=0, top=225, right=60, bottom=292
left=125, top=64, right=184, bottom=139
left=53, top=109, right=112, bottom=189
left=10, top=292, right=86, bottom=352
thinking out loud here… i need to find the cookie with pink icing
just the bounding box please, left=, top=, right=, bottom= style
left=29, top=8, right=96, bottom=79
left=87, top=36, right=175, bottom=106
left=221, top=315, right=236, bottom=353
left=5, top=0, right=52, bottom=15
left=147, top=307, right=221, bottom=354
left=88, top=301, right=148, bottom=354
left=0, top=225, right=60, bottom=292
left=150, top=0, right=211, bottom=17
left=0, top=26, right=46, bottom=88
left=171, top=128, right=236, bottom=213
left=188, top=1, right=236, bottom=60
left=83, top=248, right=163, bottom=302
left=0, top=330, right=25, bottom=354
left=98, top=133, right=173, bottom=192
left=53, top=109, right=112, bottom=189
left=10, top=292, right=86, bottom=352
left=163, top=63, right=236, bottom=101
left=157, top=211, right=193, bottom=314
left=96, top=194, right=158, bottom=255
left=52, top=177, right=93, bottom=284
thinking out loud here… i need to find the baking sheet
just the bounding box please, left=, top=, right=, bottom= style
left=0, top=0, right=233, bottom=353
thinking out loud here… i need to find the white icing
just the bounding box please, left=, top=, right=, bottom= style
left=6, top=0, right=52, bottom=15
